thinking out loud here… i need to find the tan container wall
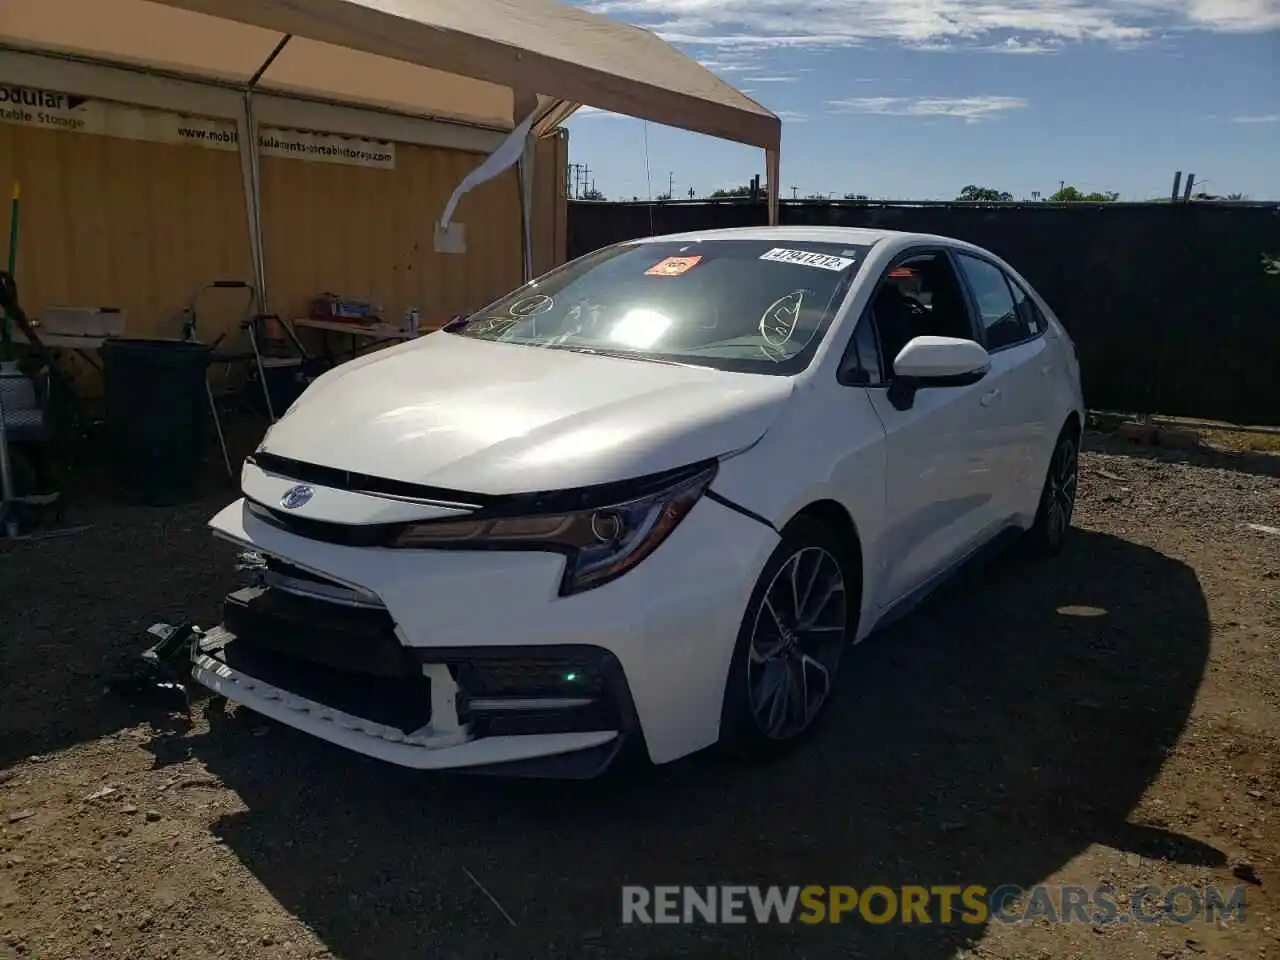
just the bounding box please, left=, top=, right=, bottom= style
left=0, top=117, right=565, bottom=386
left=259, top=142, right=527, bottom=328
left=0, top=122, right=253, bottom=372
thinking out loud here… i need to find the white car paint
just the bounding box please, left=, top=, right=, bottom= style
left=197, top=226, right=1084, bottom=775
left=265, top=330, right=794, bottom=495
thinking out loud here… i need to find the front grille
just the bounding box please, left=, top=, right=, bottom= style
left=250, top=451, right=483, bottom=507
left=223, top=586, right=414, bottom=677
left=246, top=499, right=400, bottom=547
left=261, top=555, right=383, bottom=608
left=210, top=634, right=432, bottom=735
left=263, top=555, right=338, bottom=587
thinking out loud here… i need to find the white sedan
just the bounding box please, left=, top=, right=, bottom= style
left=195, top=226, right=1083, bottom=777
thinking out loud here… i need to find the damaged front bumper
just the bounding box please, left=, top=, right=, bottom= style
left=189, top=564, right=643, bottom=778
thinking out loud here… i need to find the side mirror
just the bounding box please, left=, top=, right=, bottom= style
left=888, top=336, right=990, bottom=411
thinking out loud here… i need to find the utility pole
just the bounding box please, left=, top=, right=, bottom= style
left=791, top=185, right=799, bottom=200
left=668, top=171, right=674, bottom=197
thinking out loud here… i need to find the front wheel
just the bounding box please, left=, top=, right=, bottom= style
left=1024, top=429, right=1079, bottom=557
left=719, top=517, right=856, bottom=762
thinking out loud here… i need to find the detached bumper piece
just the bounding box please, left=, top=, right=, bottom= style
left=190, top=583, right=643, bottom=776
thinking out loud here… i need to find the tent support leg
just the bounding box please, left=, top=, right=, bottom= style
left=236, top=93, right=268, bottom=316
left=517, top=134, right=536, bottom=282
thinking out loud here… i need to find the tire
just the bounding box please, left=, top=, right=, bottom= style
left=1023, top=426, right=1079, bottom=558
left=719, top=516, right=857, bottom=762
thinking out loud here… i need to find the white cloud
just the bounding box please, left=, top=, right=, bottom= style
left=580, top=0, right=1280, bottom=53
left=571, top=106, right=629, bottom=120
left=696, top=56, right=752, bottom=73
left=826, top=95, right=1029, bottom=121
left=1186, top=0, right=1280, bottom=31
left=775, top=109, right=810, bottom=122
left=1231, top=113, right=1280, bottom=123
left=986, top=35, right=1063, bottom=53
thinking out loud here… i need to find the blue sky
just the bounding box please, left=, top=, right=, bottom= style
left=564, top=0, right=1280, bottom=201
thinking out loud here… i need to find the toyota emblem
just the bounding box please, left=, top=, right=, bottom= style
left=279, top=484, right=314, bottom=510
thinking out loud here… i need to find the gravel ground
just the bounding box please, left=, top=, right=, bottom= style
left=1, top=433, right=1278, bottom=960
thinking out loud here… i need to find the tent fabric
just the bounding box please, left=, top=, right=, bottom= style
left=0, top=0, right=780, bottom=150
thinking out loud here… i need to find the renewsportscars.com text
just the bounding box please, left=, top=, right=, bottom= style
left=622, top=884, right=1248, bottom=926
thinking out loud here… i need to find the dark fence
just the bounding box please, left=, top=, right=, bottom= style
left=568, top=199, right=1280, bottom=426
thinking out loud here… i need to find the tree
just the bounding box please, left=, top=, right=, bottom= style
left=843, top=193, right=869, bottom=200
left=654, top=192, right=673, bottom=201
left=580, top=188, right=606, bottom=201
left=709, top=184, right=753, bottom=198
left=957, top=184, right=1013, bottom=202
left=1048, top=185, right=1118, bottom=202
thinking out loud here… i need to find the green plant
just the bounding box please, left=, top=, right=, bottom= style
left=957, top=185, right=1013, bottom=202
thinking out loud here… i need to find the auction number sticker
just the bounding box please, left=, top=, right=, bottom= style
left=759, top=248, right=856, bottom=271
left=646, top=256, right=702, bottom=277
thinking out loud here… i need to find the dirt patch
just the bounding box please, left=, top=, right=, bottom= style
left=1, top=435, right=1278, bottom=960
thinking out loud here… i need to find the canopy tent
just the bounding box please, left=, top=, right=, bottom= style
left=1, top=0, right=781, bottom=303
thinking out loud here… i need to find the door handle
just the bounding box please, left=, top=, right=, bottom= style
left=980, top=389, right=1001, bottom=407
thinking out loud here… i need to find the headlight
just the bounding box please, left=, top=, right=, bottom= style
left=390, top=462, right=717, bottom=595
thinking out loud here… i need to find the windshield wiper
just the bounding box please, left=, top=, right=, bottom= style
left=543, top=344, right=696, bottom=367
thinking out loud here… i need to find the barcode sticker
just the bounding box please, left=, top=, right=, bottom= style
left=759, top=248, right=856, bottom=271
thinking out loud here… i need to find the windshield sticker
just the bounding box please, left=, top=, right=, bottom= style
left=759, top=248, right=856, bottom=272
left=508, top=294, right=554, bottom=317
left=645, top=255, right=702, bottom=277
left=472, top=316, right=519, bottom=335
left=759, top=290, right=804, bottom=350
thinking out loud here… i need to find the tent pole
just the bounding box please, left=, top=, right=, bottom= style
left=765, top=147, right=780, bottom=226
left=236, top=93, right=268, bottom=314
left=236, top=37, right=290, bottom=316
left=517, top=133, right=536, bottom=282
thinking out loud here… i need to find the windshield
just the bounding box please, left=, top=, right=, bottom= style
left=447, top=238, right=875, bottom=374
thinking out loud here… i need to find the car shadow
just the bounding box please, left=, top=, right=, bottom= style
left=0, top=495, right=242, bottom=770
left=181, top=529, right=1210, bottom=959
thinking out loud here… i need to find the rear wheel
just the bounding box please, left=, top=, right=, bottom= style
left=719, top=517, right=856, bottom=762
left=1024, top=428, right=1079, bottom=557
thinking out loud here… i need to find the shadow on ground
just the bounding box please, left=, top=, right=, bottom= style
left=0, top=495, right=241, bottom=768
left=182, top=530, right=1211, bottom=959
left=0, top=417, right=264, bottom=769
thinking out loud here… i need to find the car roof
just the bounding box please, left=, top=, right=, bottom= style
left=622, top=225, right=952, bottom=248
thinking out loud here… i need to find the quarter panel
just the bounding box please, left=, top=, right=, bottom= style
left=709, top=379, right=889, bottom=638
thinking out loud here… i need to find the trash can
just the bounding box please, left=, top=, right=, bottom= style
left=101, top=338, right=213, bottom=505
left=248, top=356, right=308, bottom=419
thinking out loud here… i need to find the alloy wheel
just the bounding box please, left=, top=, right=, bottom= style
left=746, top=546, right=848, bottom=740
left=1044, top=437, right=1078, bottom=546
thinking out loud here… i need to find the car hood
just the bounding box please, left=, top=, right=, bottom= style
left=259, top=332, right=794, bottom=495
